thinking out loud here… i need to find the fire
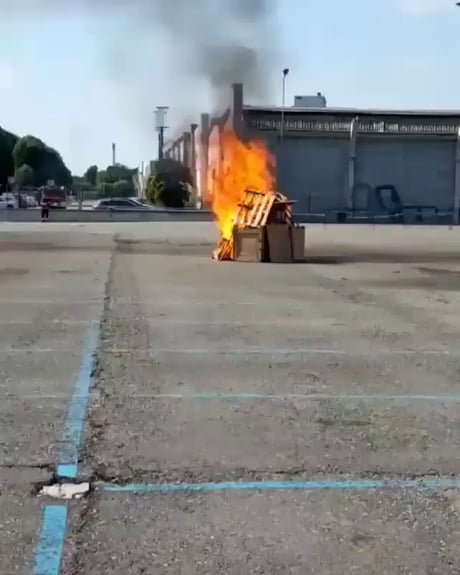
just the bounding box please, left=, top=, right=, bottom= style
left=210, top=129, right=276, bottom=241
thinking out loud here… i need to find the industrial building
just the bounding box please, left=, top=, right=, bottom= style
left=164, top=83, right=460, bottom=223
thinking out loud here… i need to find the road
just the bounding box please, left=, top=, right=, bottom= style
left=1, top=222, right=460, bottom=574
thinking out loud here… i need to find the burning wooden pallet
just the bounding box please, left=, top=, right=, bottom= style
left=213, top=189, right=304, bottom=262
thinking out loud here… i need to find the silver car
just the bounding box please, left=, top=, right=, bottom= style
left=93, top=198, right=156, bottom=211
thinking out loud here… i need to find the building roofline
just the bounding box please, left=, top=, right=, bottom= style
left=243, top=105, right=460, bottom=118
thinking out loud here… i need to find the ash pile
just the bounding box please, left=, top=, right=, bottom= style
left=213, top=189, right=305, bottom=263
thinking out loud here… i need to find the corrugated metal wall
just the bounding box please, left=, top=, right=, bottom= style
left=355, top=137, right=456, bottom=211
left=263, top=134, right=456, bottom=213
left=267, top=137, right=349, bottom=213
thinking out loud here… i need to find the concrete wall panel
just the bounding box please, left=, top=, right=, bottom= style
left=267, top=136, right=349, bottom=213
left=356, top=137, right=456, bottom=211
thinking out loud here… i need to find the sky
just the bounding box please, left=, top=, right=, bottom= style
left=0, top=0, right=459, bottom=175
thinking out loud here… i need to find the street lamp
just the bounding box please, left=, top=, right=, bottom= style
left=155, top=106, right=169, bottom=161
left=280, top=68, right=290, bottom=141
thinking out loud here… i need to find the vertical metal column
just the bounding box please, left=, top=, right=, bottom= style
left=200, top=113, right=210, bottom=207
left=155, top=106, right=168, bottom=161
left=347, top=117, right=358, bottom=210
left=453, top=126, right=460, bottom=225
left=190, top=123, right=198, bottom=186
left=158, top=127, right=164, bottom=160
left=231, top=83, right=244, bottom=138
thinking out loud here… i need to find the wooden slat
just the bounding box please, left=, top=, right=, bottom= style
left=259, top=195, right=276, bottom=226
left=214, top=189, right=293, bottom=260
left=247, top=197, right=260, bottom=226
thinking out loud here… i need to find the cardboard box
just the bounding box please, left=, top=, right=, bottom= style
left=266, top=225, right=293, bottom=263
left=291, top=226, right=305, bottom=261
left=232, top=227, right=266, bottom=262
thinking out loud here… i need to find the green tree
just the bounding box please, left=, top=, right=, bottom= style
left=146, top=175, right=165, bottom=204
left=113, top=179, right=134, bottom=197
left=95, top=163, right=137, bottom=197
left=15, top=164, right=35, bottom=186
left=0, top=127, right=19, bottom=188
left=84, top=165, right=98, bottom=186
left=100, top=164, right=136, bottom=184
left=149, top=158, right=192, bottom=208
left=97, top=181, right=115, bottom=198
left=12, top=136, right=72, bottom=187
left=46, top=149, right=72, bottom=187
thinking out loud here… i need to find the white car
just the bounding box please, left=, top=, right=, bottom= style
left=0, top=193, right=18, bottom=209
left=23, top=194, right=38, bottom=207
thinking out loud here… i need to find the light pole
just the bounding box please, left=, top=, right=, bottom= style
left=155, top=106, right=169, bottom=161
left=280, top=68, right=290, bottom=141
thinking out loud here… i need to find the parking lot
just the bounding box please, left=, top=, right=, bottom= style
left=1, top=222, right=460, bottom=574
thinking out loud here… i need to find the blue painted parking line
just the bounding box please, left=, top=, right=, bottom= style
left=32, top=506, right=67, bottom=575
left=103, top=478, right=460, bottom=494
left=107, top=347, right=452, bottom=356
left=57, top=322, right=100, bottom=479
left=33, top=321, right=101, bottom=574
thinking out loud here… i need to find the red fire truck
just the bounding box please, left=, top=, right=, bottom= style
left=40, top=185, right=68, bottom=209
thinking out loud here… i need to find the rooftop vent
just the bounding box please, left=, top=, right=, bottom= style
left=294, top=93, right=327, bottom=108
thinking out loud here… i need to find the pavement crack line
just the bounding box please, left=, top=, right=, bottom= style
left=0, top=462, right=54, bottom=471
left=81, top=236, right=154, bottom=479
left=56, top=241, right=116, bottom=480
left=31, top=238, right=116, bottom=575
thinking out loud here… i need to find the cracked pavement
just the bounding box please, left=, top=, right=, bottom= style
left=0, top=228, right=111, bottom=574
left=2, top=223, right=460, bottom=574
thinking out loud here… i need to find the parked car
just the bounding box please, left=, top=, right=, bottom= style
left=23, top=194, right=38, bottom=207
left=0, top=193, right=18, bottom=209
left=94, top=197, right=158, bottom=211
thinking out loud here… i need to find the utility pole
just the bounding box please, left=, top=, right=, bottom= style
left=155, top=106, right=169, bottom=161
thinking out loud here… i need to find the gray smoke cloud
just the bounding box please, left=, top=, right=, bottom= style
left=4, top=0, right=279, bottom=106
left=2, top=0, right=280, bottom=164
left=146, top=0, right=279, bottom=103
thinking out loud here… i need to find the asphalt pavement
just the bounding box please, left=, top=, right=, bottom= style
left=0, top=231, right=111, bottom=573
left=2, top=223, right=460, bottom=574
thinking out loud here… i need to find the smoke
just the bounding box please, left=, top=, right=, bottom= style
left=4, top=0, right=279, bottom=106
left=146, top=0, right=279, bottom=104
left=3, top=0, right=280, bottom=165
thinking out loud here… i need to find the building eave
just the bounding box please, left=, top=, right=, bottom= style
left=243, top=105, right=460, bottom=119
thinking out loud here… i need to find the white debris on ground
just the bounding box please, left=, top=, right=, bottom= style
left=40, top=482, right=90, bottom=499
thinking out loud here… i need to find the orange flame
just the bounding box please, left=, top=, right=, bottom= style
left=210, top=130, right=276, bottom=239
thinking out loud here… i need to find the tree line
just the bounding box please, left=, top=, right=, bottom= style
left=0, top=127, right=72, bottom=190
left=76, top=163, right=138, bottom=197
left=1, top=124, right=194, bottom=208
left=81, top=159, right=194, bottom=207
